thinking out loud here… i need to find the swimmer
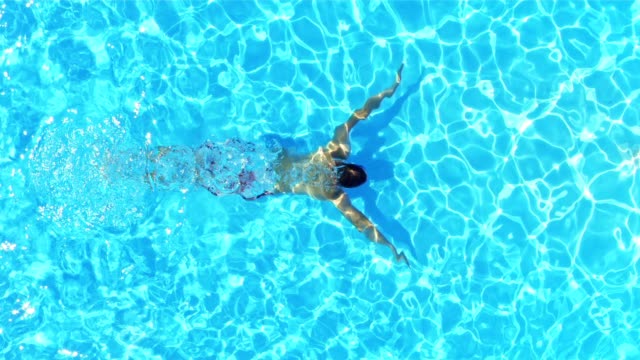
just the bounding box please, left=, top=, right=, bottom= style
left=149, top=65, right=409, bottom=266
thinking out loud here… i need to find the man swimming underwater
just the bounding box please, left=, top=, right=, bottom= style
left=150, top=65, right=409, bottom=266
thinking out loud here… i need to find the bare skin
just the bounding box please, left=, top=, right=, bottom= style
left=273, top=64, right=409, bottom=266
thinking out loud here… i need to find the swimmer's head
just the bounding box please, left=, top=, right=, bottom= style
left=336, top=163, right=367, bottom=188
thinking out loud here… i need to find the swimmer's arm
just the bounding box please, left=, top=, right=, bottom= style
left=326, top=64, right=404, bottom=160
left=331, top=191, right=409, bottom=266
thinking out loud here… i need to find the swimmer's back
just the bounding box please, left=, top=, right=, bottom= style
left=273, top=147, right=342, bottom=200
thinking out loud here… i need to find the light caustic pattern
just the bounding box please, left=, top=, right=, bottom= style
left=0, top=0, right=640, bottom=359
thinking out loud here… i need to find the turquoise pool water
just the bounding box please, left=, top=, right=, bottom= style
left=1, top=0, right=640, bottom=358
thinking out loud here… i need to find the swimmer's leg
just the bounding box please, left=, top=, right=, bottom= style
left=145, top=146, right=172, bottom=184
left=327, top=64, right=404, bottom=160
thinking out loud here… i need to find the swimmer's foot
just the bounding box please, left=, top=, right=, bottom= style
left=352, top=63, right=404, bottom=120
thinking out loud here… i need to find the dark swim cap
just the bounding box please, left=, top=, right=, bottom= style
left=337, top=163, right=367, bottom=188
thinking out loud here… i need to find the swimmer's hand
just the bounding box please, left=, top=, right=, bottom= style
left=353, top=63, right=404, bottom=121
left=327, top=63, right=405, bottom=160
left=332, top=191, right=410, bottom=267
